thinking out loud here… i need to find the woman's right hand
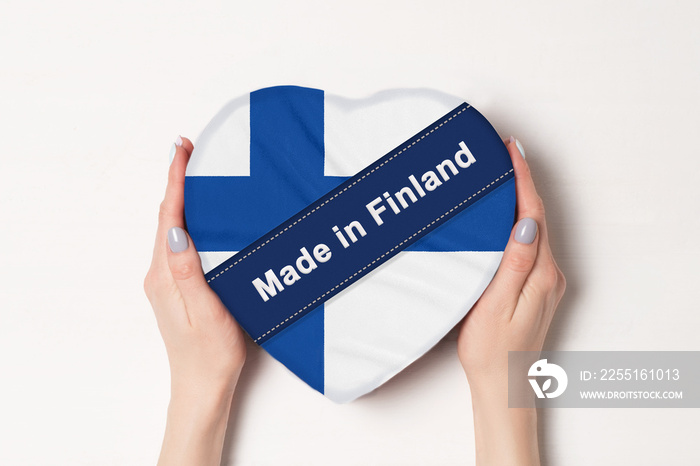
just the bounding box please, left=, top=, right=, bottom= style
left=457, top=137, right=566, bottom=465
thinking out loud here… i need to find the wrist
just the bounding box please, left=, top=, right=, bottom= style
left=464, top=364, right=508, bottom=400
left=158, top=381, right=237, bottom=466
left=471, top=402, right=539, bottom=466
left=169, top=371, right=240, bottom=419
left=466, top=371, right=540, bottom=466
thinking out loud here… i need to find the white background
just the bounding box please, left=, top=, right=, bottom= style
left=1, top=0, right=699, bottom=464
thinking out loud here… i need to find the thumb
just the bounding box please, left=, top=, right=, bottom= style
left=166, top=226, right=210, bottom=300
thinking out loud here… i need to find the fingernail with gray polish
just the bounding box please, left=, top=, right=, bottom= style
left=175, top=135, right=183, bottom=147
left=514, top=217, right=537, bottom=244
left=515, top=138, right=526, bottom=159
left=168, top=143, right=176, bottom=165
left=168, top=226, right=189, bottom=253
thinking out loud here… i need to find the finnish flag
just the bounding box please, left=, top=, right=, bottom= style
left=185, top=86, right=515, bottom=403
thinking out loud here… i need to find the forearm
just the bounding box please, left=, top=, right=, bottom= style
left=157, top=384, right=236, bottom=466
left=469, top=379, right=540, bottom=466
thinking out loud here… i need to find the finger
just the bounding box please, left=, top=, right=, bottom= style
left=166, top=226, right=211, bottom=304
left=151, top=139, right=193, bottom=268
left=479, top=137, right=543, bottom=311
left=482, top=216, right=540, bottom=312
left=162, top=142, right=191, bottom=226
left=506, top=136, right=558, bottom=266
left=506, top=137, right=545, bottom=225
left=179, top=136, right=194, bottom=155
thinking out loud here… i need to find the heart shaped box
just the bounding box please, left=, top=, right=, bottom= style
left=184, top=86, right=515, bottom=403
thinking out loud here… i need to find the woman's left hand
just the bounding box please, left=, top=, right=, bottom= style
left=144, top=137, right=246, bottom=466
